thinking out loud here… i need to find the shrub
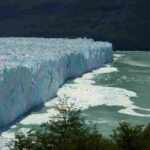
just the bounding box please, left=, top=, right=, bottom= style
left=111, top=122, right=143, bottom=150
left=11, top=98, right=115, bottom=150
left=11, top=98, right=150, bottom=150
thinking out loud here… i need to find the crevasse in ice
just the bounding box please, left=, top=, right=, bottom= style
left=0, top=38, right=112, bottom=128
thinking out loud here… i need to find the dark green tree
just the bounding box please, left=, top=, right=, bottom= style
left=111, top=122, right=143, bottom=150
left=11, top=97, right=115, bottom=150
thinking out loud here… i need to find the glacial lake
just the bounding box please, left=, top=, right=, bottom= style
left=83, top=51, right=150, bottom=136
left=1, top=51, right=150, bottom=141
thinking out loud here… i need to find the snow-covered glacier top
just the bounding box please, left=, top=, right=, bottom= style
left=0, top=38, right=111, bottom=71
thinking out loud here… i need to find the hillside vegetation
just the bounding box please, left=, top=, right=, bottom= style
left=0, top=0, right=149, bottom=50
left=11, top=99, right=150, bottom=150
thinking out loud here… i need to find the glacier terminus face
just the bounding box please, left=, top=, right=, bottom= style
left=0, top=38, right=113, bottom=129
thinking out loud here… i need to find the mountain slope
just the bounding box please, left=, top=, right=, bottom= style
left=0, top=0, right=149, bottom=50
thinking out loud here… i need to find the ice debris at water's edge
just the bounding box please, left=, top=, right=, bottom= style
left=8, top=65, right=150, bottom=129
left=0, top=38, right=112, bottom=129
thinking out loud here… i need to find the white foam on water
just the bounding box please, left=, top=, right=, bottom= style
left=85, top=120, right=110, bottom=125
left=75, top=65, right=118, bottom=84
left=20, top=95, right=78, bottom=125
left=122, top=59, right=150, bottom=68
left=113, top=54, right=125, bottom=61
left=57, top=65, right=150, bottom=117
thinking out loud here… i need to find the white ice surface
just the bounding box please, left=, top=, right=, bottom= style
left=0, top=38, right=112, bottom=128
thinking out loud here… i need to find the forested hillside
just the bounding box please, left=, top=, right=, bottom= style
left=0, top=0, right=149, bottom=50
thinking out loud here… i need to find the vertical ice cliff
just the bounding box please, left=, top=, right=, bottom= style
left=0, top=38, right=112, bottom=129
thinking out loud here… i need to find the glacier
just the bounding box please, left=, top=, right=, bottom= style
left=0, top=38, right=112, bottom=129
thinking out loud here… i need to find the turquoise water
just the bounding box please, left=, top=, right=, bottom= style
left=83, top=51, right=150, bottom=136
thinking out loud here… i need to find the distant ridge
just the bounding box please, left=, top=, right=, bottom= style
left=0, top=0, right=149, bottom=50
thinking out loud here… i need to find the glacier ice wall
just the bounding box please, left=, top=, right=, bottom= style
left=0, top=38, right=112, bottom=129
